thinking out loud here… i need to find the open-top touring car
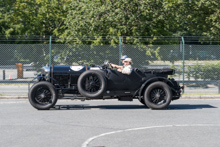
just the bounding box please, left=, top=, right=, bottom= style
left=28, top=62, right=182, bottom=110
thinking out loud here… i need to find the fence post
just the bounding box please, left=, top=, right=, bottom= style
left=119, top=36, right=122, bottom=65
left=3, top=70, right=5, bottom=80
left=49, top=36, right=52, bottom=66
left=16, top=63, right=23, bottom=79
left=181, top=36, right=185, bottom=93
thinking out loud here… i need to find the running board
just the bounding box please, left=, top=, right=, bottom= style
left=118, top=97, right=133, bottom=101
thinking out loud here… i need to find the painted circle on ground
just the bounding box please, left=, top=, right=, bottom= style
left=82, top=124, right=220, bottom=147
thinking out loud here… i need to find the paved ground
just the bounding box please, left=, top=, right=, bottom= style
left=1, top=99, right=220, bottom=147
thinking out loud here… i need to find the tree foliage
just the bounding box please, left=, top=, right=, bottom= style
left=1, top=0, right=220, bottom=66
left=61, top=0, right=177, bottom=43
left=0, top=0, right=70, bottom=36
left=0, top=0, right=70, bottom=66
left=1, top=0, right=220, bottom=38
left=170, top=0, right=220, bottom=36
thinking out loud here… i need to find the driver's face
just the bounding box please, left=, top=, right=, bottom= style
left=124, top=61, right=130, bottom=65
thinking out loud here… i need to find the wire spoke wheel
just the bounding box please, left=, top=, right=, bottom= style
left=77, top=70, right=107, bottom=98
left=83, top=74, right=101, bottom=93
left=149, top=88, right=166, bottom=105
left=34, top=87, right=52, bottom=105
left=28, top=81, right=58, bottom=110
left=144, top=81, right=172, bottom=109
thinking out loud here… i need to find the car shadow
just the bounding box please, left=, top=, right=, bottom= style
left=50, top=104, right=217, bottom=110
left=51, top=104, right=147, bottom=110
left=168, top=104, right=217, bottom=110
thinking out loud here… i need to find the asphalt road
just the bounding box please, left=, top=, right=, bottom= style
left=0, top=85, right=29, bottom=95
left=1, top=99, right=220, bottom=147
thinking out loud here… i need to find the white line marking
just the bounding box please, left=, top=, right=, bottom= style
left=81, top=124, right=220, bottom=147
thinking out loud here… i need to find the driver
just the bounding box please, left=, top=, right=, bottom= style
left=121, top=55, right=128, bottom=63
left=111, top=58, right=133, bottom=75
left=110, top=55, right=127, bottom=69
left=111, top=55, right=127, bottom=71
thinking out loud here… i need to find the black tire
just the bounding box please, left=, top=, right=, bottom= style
left=28, top=81, right=58, bottom=110
left=144, top=81, right=172, bottom=109
left=77, top=70, right=107, bottom=98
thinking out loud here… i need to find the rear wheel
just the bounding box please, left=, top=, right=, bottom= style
left=144, top=81, right=172, bottom=109
left=28, top=81, right=58, bottom=110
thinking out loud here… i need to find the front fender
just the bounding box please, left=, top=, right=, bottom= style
left=28, top=76, right=62, bottom=91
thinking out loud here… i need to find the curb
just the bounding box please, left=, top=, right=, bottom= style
left=181, top=95, right=220, bottom=99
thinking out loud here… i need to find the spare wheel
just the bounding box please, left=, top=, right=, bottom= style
left=77, top=70, right=107, bottom=98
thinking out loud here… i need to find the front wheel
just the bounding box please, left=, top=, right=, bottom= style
left=144, top=81, right=172, bottom=109
left=28, top=81, right=58, bottom=110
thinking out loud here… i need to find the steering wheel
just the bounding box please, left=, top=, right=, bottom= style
left=108, top=62, right=113, bottom=70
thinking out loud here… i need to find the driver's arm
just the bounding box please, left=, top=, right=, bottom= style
left=111, top=64, right=123, bottom=69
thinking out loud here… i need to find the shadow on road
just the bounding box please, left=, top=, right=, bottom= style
left=51, top=104, right=147, bottom=110
left=50, top=104, right=217, bottom=110
left=168, top=104, right=217, bottom=110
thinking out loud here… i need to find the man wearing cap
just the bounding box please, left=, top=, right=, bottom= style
left=121, top=55, right=128, bottom=63
left=111, top=57, right=133, bottom=75
left=111, top=55, right=127, bottom=70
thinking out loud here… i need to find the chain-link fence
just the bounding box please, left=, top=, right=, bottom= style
left=1, top=35, right=220, bottom=95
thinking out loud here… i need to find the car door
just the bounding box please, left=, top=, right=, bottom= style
left=106, top=69, right=142, bottom=90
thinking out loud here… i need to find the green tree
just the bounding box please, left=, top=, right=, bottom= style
left=172, top=0, right=220, bottom=36
left=58, top=0, right=180, bottom=65
left=62, top=0, right=178, bottom=42
left=0, top=0, right=17, bottom=63
left=0, top=0, right=71, bottom=67
left=0, top=0, right=14, bottom=35
left=2, top=0, right=70, bottom=36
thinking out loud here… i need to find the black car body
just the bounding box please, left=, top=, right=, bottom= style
left=28, top=63, right=182, bottom=110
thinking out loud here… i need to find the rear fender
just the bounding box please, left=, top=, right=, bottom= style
left=138, top=77, right=175, bottom=97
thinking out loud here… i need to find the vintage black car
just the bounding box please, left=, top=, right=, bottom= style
left=28, top=62, right=182, bottom=110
